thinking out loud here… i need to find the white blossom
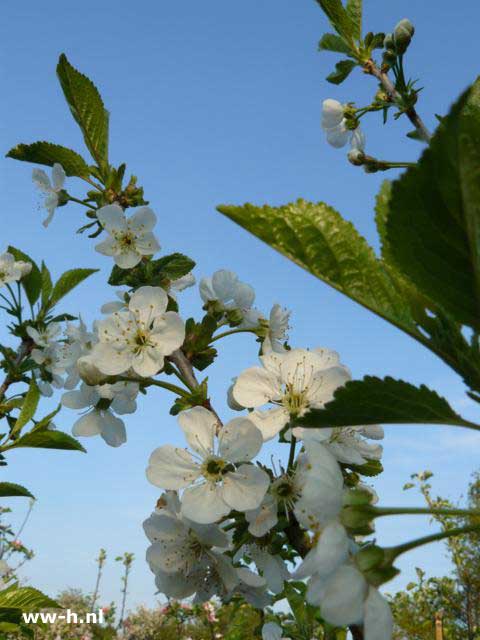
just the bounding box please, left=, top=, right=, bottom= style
left=199, top=270, right=254, bottom=315
left=144, top=492, right=240, bottom=602
left=32, top=163, right=66, bottom=227
left=247, top=545, right=290, bottom=594
left=242, top=304, right=291, bottom=353
left=95, top=204, right=160, bottom=268
left=146, top=406, right=269, bottom=524
left=321, top=99, right=364, bottom=152
left=61, top=381, right=139, bottom=447
left=91, top=286, right=185, bottom=377
left=232, top=348, right=350, bottom=440
left=26, top=324, right=62, bottom=348
left=0, top=252, right=32, bottom=288
left=293, top=423, right=384, bottom=466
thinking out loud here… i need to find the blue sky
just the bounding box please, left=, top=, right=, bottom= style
left=1, top=0, right=479, bottom=612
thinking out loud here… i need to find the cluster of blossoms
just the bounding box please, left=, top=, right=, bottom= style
left=25, top=150, right=394, bottom=639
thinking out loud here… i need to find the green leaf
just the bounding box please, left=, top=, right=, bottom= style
left=40, top=262, right=53, bottom=309
left=387, top=77, right=480, bottom=330
left=0, top=482, right=34, bottom=499
left=315, top=0, right=358, bottom=43
left=299, top=376, right=479, bottom=430
left=9, top=430, right=86, bottom=453
left=108, top=253, right=195, bottom=287
left=0, top=585, right=59, bottom=611
left=7, top=247, right=41, bottom=306
left=47, top=268, right=98, bottom=310
left=217, top=200, right=417, bottom=335
left=56, top=54, right=109, bottom=168
left=318, top=33, right=353, bottom=55
left=326, top=59, right=356, bottom=84
left=347, top=459, right=383, bottom=477
left=13, top=380, right=39, bottom=434
left=346, top=0, right=362, bottom=39
left=6, top=142, right=90, bottom=178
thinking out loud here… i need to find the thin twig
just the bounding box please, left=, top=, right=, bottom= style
left=364, top=59, right=432, bottom=142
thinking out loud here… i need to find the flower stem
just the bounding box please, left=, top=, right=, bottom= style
left=211, top=328, right=257, bottom=342
left=372, top=506, right=480, bottom=519
left=386, top=523, right=480, bottom=562
left=363, top=59, right=432, bottom=142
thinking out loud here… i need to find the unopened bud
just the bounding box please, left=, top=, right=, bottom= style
left=340, top=505, right=375, bottom=534
left=355, top=545, right=385, bottom=572
left=394, top=19, right=415, bottom=54
left=347, top=149, right=365, bottom=166
left=343, top=487, right=373, bottom=507
left=382, top=50, right=397, bottom=67
left=383, top=33, right=395, bottom=51
left=77, top=356, right=107, bottom=385
left=225, top=308, right=244, bottom=327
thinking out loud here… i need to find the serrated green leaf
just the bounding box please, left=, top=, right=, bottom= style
left=326, top=59, right=356, bottom=84
left=6, top=142, right=90, bottom=178
left=374, top=180, right=393, bottom=261
left=0, top=482, right=34, bottom=499
left=387, top=77, right=480, bottom=330
left=315, top=0, right=358, bottom=43
left=218, top=200, right=417, bottom=334
left=318, top=33, right=353, bottom=55
left=47, top=268, right=98, bottom=310
left=12, top=380, right=39, bottom=434
left=7, top=247, right=41, bottom=306
left=299, top=376, right=480, bottom=430
left=9, top=430, right=86, bottom=452
left=346, top=0, right=362, bottom=39
left=56, top=54, right=109, bottom=168
left=0, top=585, right=59, bottom=611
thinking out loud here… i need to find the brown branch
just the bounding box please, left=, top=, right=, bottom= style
left=167, top=348, right=223, bottom=427
left=364, top=59, right=431, bottom=143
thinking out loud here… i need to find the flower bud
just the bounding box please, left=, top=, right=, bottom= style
left=382, top=50, right=397, bottom=67
left=383, top=33, right=395, bottom=51
left=343, top=487, right=373, bottom=507
left=77, top=355, right=108, bottom=386
left=394, top=18, right=415, bottom=54
left=340, top=505, right=375, bottom=534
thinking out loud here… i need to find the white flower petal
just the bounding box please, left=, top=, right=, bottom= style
left=233, top=282, right=255, bottom=309
left=321, top=99, right=344, bottom=129
left=72, top=411, right=103, bottom=437
left=181, top=482, right=230, bottom=524
left=262, top=622, right=283, bottom=640
left=52, top=163, right=66, bottom=190
left=100, top=412, right=127, bottom=447
left=97, top=204, right=127, bottom=233
left=317, top=565, right=367, bottom=627
left=32, top=168, right=51, bottom=193
left=233, top=367, right=279, bottom=408
left=151, top=311, right=185, bottom=355
left=211, top=270, right=238, bottom=301
left=364, top=587, right=393, bottom=640
left=131, top=347, right=164, bottom=377
left=114, top=249, right=142, bottom=269
left=246, top=494, right=278, bottom=537
left=248, top=407, right=289, bottom=441
left=90, top=343, right=132, bottom=375
left=222, top=464, right=269, bottom=512
left=178, top=406, right=217, bottom=457
left=128, top=206, right=157, bottom=233
left=218, top=417, right=263, bottom=462
left=146, top=445, right=200, bottom=489
left=295, top=521, right=348, bottom=579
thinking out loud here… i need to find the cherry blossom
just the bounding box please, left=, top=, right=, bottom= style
left=146, top=406, right=269, bottom=524
left=95, top=204, right=160, bottom=268
left=32, top=163, right=66, bottom=226
left=232, top=348, right=350, bottom=440
left=91, top=286, right=185, bottom=377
